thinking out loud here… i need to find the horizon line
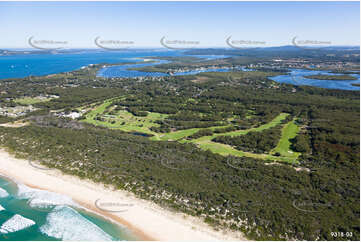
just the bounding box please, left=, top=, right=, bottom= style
left=1, top=45, right=360, bottom=50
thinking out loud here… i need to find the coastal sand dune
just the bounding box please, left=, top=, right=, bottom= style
left=0, top=149, right=246, bottom=241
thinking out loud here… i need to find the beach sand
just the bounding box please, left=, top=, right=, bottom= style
left=0, top=148, right=246, bottom=241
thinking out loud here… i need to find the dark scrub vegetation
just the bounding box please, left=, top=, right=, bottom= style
left=212, top=125, right=283, bottom=153
left=0, top=56, right=359, bottom=240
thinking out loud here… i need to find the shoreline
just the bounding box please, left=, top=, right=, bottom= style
left=1, top=176, right=154, bottom=241
left=0, top=148, right=246, bottom=241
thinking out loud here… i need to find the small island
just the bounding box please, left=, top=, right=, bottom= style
left=351, top=83, right=360, bottom=87
left=330, top=70, right=360, bottom=75
left=304, top=74, right=358, bottom=81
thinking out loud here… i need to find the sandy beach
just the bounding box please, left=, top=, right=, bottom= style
left=0, top=148, right=246, bottom=241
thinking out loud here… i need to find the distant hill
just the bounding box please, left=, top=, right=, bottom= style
left=0, top=46, right=359, bottom=61
left=184, top=46, right=360, bottom=60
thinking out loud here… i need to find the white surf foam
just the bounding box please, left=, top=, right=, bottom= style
left=0, top=187, right=9, bottom=198
left=0, top=214, right=35, bottom=234
left=39, top=206, right=113, bottom=241
left=16, top=184, right=77, bottom=210
left=0, top=204, right=4, bottom=211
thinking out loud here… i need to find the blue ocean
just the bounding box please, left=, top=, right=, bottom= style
left=0, top=50, right=359, bottom=90
left=0, top=50, right=180, bottom=79
left=0, top=175, right=138, bottom=241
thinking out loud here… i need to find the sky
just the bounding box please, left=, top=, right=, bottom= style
left=0, top=1, right=359, bottom=48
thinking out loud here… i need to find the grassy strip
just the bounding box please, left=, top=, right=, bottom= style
left=270, top=118, right=301, bottom=159
left=15, top=97, right=52, bottom=105
left=196, top=140, right=297, bottom=164
left=191, top=113, right=289, bottom=143
left=186, top=113, right=298, bottom=164
left=83, top=100, right=167, bottom=136
left=83, top=99, right=231, bottom=141
left=83, top=101, right=296, bottom=163
left=153, top=124, right=231, bottom=141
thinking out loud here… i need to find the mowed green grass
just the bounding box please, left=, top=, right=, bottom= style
left=154, top=124, right=231, bottom=141
left=186, top=113, right=299, bottom=164
left=195, top=140, right=297, bottom=163
left=83, top=99, right=231, bottom=141
left=82, top=100, right=300, bottom=164
left=83, top=100, right=111, bottom=120
left=271, top=118, right=301, bottom=160
left=153, top=128, right=201, bottom=141
left=15, top=97, right=52, bottom=105
left=192, top=113, right=289, bottom=143
left=83, top=100, right=168, bottom=136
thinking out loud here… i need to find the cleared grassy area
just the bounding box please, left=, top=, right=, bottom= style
left=83, top=100, right=112, bottom=119
left=270, top=118, right=301, bottom=159
left=197, top=140, right=244, bottom=156
left=83, top=100, right=168, bottom=136
left=154, top=124, right=231, bottom=141
left=15, top=96, right=52, bottom=105
left=196, top=140, right=296, bottom=163
left=186, top=113, right=298, bottom=164
left=192, top=113, right=289, bottom=143
left=83, top=98, right=231, bottom=141
left=154, top=128, right=200, bottom=141
left=82, top=100, right=298, bottom=164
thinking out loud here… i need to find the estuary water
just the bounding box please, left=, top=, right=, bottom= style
left=97, top=63, right=360, bottom=90
left=269, top=69, right=360, bottom=91
left=0, top=175, right=137, bottom=241
left=0, top=50, right=225, bottom=80
left=0, top=50, right=181, bottom=79
left=0, top=50, right=359, bottom=90
left=97, top=59, right=236, bottom=78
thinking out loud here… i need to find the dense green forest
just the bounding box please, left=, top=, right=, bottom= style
left=0, top=55, right=359, bottom=240
left=212, top=124, right=284, bottom=153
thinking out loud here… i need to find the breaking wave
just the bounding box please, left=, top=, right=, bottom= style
left=16, top=184, right=77, bottom=210
left=0, top=214, right=36, bottom=234
left=0, top=187, right=9, bottom=198
left=39, top=206, right=114, bottom=240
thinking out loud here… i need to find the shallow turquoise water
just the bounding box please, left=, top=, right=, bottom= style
left=0, top=175, right=137, bottom=241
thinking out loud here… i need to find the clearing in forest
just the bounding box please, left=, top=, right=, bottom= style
left=270, top=118, right=301, bottom=160
left=82, top=99, right=300, bottom=164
